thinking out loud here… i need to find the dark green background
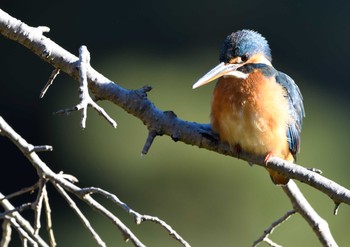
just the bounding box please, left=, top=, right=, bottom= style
left=1, top=1, right=350, bottom=246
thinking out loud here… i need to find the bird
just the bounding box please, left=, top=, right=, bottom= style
left=192, top=30, right=305, bottom=185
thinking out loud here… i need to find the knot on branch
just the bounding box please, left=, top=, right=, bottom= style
left=134, top=85, right=153, bottom=99
left=141, top=111, right=178, bottom=155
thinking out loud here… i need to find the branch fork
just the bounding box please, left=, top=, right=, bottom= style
left=0, top=8, right=347, bottom=247
left=51, top=46, right=117, bottom=129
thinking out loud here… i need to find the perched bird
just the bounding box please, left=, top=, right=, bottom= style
left=193, top=30, right=305, bottom=185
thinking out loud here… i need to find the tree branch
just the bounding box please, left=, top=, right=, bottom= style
left=0, top=115, right=189, bottom=246
left=253, top=209, right=296, bottom=247
left=53, top=183, right=107, bottom=247
left=0, top=193, right=49, bottom=247
left=0, top=8, right=347, bottom=246
left=0, top=8, right=348, bottom=207
left=283, top=180, right=338, bottom=246
left=1, top=219, right=12, bottom=247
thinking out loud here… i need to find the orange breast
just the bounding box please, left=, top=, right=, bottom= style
left=211, top=70, right=293, bottom=162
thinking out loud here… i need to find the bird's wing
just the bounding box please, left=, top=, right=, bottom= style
left=275, top=71, right=305, bottom=156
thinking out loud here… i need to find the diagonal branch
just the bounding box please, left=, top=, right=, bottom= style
left=283, top=180, right=338, bottom=246
left=42, top=187, right=56, bottom=247
left=0, top=115, right=189, bottom=247
left=53, top=183, right=106, bottom=247
left=0, top=193, right=49, bottom=247
left=0, top=8, right=346, bottom=247
left=79, top=187, right=191, bottom=247
left=54, top=46, right=117, bottom=128
left=1, top=219, right=12, bottom=247
left=40, top=68, right=60, bottom=98
left=0, top=8, right=349, bottom=207
left=253, top=209, right=296, bottom=247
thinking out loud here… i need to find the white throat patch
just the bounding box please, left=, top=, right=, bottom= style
left=223, top=70, right=249, bottom=79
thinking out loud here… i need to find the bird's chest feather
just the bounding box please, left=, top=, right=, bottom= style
left=211, top=71, right=290, bottom=155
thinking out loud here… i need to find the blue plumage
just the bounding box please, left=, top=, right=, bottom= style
left=221, top=29, right=305, bottom=157
left=193, top=29, right=305, bottom=184
left=220, top=30, right=272, bottom=63
left=275, top=71, right=305, bottom=156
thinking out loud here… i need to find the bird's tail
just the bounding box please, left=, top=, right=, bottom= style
left=267, top=169, right=289, bottom=185
left=267, top=152, right=294, bottom=186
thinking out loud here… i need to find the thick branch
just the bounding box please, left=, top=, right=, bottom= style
left=283, top=181, right=338, bottom=247
left=0, top=8, right=349, bottom=207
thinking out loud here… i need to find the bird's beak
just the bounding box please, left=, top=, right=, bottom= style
left=192, top=62, right=241, bottom=89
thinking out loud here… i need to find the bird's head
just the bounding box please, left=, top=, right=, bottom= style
left=193, top=30, right=272, bottom=89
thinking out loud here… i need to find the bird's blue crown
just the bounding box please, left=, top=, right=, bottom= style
left=219, top=30, right=272, bottom=63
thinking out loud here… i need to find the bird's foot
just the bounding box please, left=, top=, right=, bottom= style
left=264, top=152, right=273, bottom=165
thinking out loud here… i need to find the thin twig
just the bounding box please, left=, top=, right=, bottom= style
left=40, top=68, right=60, bottom=98
left=78, top=45, right=90, bottom=128
left=252, top=210, right=296, bottom=247
left=263, top=238, right=283, bottom=247
left=0, top=193, right=49, bottom=247
left=0, top=203, right=32, bottom=218
left=58, top=171, right=79, bottom=183
left=7, top=217, right=37, bottom=247
left=80, top=187, right=191, bottom=247
left=0, top=116, right=145, bottom=246
left=79, top=193, right=146, bottom=247
left=0, top=9, right=347, bottom=246
left=0, top=183, right=39, bottom=202
left=54, top=46, right=117, bottom=129
left=42, top=187, right=56, bottom=247
left=31, top=145, right=53, bottom=152
left=1, top=8, right=350, bottom=209
left=139, top=215, right=191, bottom=247
left=33, top=179, right=47, bottom=235
left=1, top=219, right=12, bottom=247
left=333, top=202, right=340, bottom=216
left=53, top=183, right=106, bottom=247
left=141, top=130, right=157, bottom=155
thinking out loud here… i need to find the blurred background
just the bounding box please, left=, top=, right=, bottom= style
left=1, top=1, right=350, bottom=246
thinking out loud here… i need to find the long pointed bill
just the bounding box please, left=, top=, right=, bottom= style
left=192, top=62, right=241, bottom=89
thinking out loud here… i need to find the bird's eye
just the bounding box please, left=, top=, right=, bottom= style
left=241, top=55, right=248, bottom=62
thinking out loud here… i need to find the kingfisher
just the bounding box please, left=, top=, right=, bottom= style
left=193, top=30, right=305, bottom=185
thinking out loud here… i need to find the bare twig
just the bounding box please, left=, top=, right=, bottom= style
left=33, top=180, right=47, bottom=235
left=333, top=202, right=340, bottom=216
left=283, top=180, right=338, bottom=247
left=1, top=219, right=12, bottom=247
left=80, top=187, right=191, bottom=247
left=31, top=145, right=53, bottom=152
left=0, top=8, right=347, bottom=208
left=53, top=183, right=106, bottom=247
left=42, top=187, right=56, bottom=247
left=7, top=216, right=37, bottom=247
left=77, top=45, right=91, bottom=128
left=0, top=183, right=39, bottom=202
left=263, top=238, right=282, bottom=247
left=141, top=130, right=158, bottom=155
left=138, top=215, right=190, bottom=247
left=54, top=46, right=117, bottom=129
left=36, top=26, right=50, bottom=33
left=0, top=8, right=347, bottom=247
left=40, top=68, right=60, bottom=98
left=0, top=203, right=32, bottom=218
left=0, top=193, right=49, bottom=247
left=253, top=210, right=296, bottom=247
left=58, top=171, right=79, bottom=183
left=0, top=115, right=188, bottom=247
